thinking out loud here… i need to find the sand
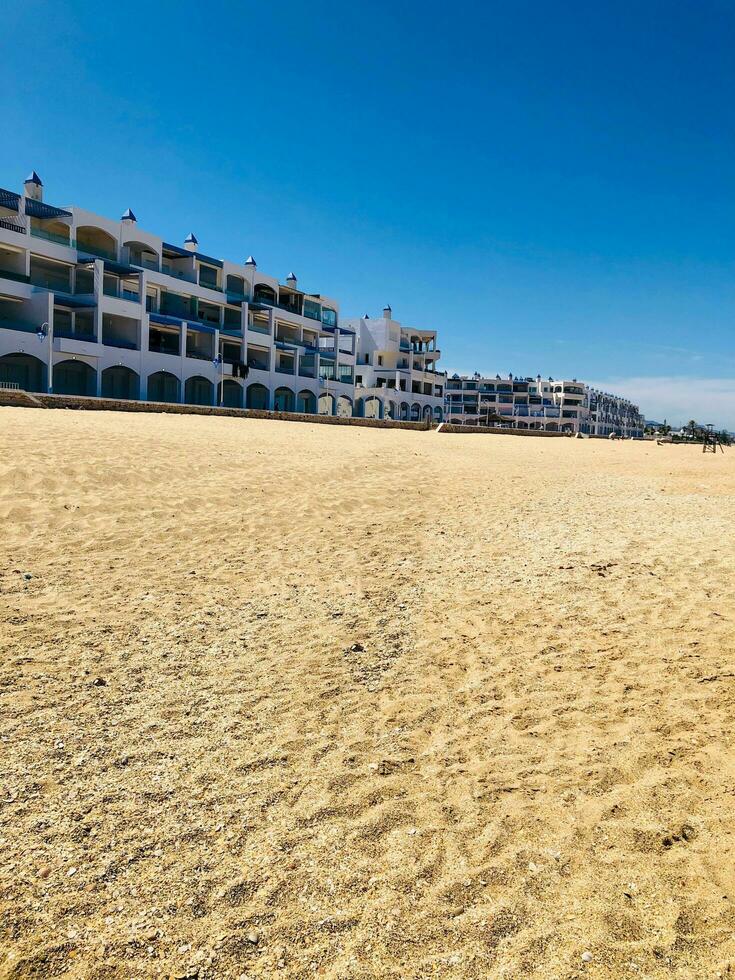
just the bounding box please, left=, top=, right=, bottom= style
left=0, top=408, right=734, bottom=980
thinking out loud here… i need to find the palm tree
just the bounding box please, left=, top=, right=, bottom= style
left=685, top=419, right=699, bottom=439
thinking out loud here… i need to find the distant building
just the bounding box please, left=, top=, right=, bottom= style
left=343, top=307, right=445, bottom=422
left=445, top=374, right=644, bottom=437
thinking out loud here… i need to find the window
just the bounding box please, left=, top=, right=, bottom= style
left=377, top=355, right=383, bottom=366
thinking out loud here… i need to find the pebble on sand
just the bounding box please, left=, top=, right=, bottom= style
left=582, top=950, right=593, bottom=962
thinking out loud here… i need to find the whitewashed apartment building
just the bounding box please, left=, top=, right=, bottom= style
left=445, top=374, right=644, bottom=437
left=0, top=172, right=357, bottom=415
left=343, top=306, right=445, bottom=422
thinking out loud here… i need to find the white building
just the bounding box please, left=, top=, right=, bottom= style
left=343, top=306, right=445, bottom=422
left=0, top=172, right=356, bottom=415
left=445, top=374, right=644, bottom=437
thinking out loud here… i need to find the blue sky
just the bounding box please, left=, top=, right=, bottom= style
left=2, top=0, right=734, bottom=425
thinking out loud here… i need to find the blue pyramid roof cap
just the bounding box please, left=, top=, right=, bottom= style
left=184, top=232, right=198, bottom=244
left=121, top=208, right=136, bottom=221
left=25, top=171, right=43, bottom=186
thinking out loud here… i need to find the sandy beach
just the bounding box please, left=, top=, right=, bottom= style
left=1, top=407, right=734, bottom=979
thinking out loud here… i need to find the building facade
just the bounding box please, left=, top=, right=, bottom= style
left=344, top=307, right=445, bottom=422
left=0, top=173, right=357, bottom=416
left=445, top=374, right=644, bottom=437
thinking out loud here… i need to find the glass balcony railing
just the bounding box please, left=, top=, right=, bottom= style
left=161, top=264, right=196, bottom=284
left=199, top=278, right=222, bottom=292
left=30, top=227, right=72, bottom=247
left=248, top=321, right=270, bottom=335
left=103, top=335, right=139, bottom=350
left=0, top=269, right=30, bottom=284
left=55, top=327, right=96, bottom=342
left=76, top=242, right=118, bottom=262
left=128, top=257, right=160, bottom=272
left=0, top=319, right=38, bottom=334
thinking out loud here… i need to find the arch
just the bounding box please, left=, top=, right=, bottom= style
left=246, top=383, right=269, bottom=410
left=0, top=353, right=45, bottom=392
left=123, top=239, right=160, bottom=266
left=385, top=400, right=397, bottom=420
left=185, top=375, right=213, bottom=406
left=148, top=370, right=180, bottom=403
left=219, top=379, right=243, bottom=408
left=54, top=359, right=96, bottom=396
left=274, top=386, right=295, bottom=412
left=252, top=283, right=277, bottom=305
left=433, top=405, right=443, bottom=422
left=546, top=422, right=558, bottom=432
left=354, top=397, right=365, bottom=419
left=336, top=394, right=353, bottom=418
left=75, top=225, right=117, bottom=261
left=101, top=365, right=139, bottom=400
left=364, top=395, right=382, bottom=419
left=297, top=389, right=317, bottom=413
left=226, top=274, right=245, bottom=296
left=318, top=391, right=335, bottom=416
left=422, top=405, right=432, bottom=421
left=400, top=402, right=410, bottom=421
left=410, top=403, right=421, bottom=422
left=517, top=421, right=528, bottom=429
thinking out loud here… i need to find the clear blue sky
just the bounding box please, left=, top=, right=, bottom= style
left=2, top=0, right=734, bottom=425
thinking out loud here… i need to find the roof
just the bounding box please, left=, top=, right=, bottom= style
left=121, top=208, right=136, bottom=221
left=195, top=252, right=223, bottom=269
left=162, top=242, right=191, bottom=258
left=25, top=171, right=43, bottom=186
left=25, top=198, right=72, bottom=220
left=184, top=232, right=198, bottom=245
left=0, top=188, right=20, bottom=212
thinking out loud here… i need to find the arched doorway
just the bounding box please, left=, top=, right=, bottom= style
left=274, top=387, right=294, bottom=412
left=185, top=376, right=213, bottom=406
left=400, top=402, right=410, bottom=421
left=54, top=359, right=96, bottom=396
left=385, top=400, right=397, bottom=420
left=410, top=403, right=421, bottom=422
left=0, top=353, right=45, bottom=392
left=246, top=384, right=269, bottom=410
left=318, top=392, right=335, bottom=415
left=297, top=389, right=317, bottom=413
left=336, top=395, right=352, bottom=418
left=364, top=396, right=382, bottom=419
left=148, top=371, right=180, bottom=403
left=101, top=365, right=139, bottom=400
left=422, top=405, right=432, bottom=422
left=433, top=406, right=443, bottom=422
left=219, top=379, right=243, bottom=408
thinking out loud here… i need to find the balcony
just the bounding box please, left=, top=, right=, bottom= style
left=77, top=242, right=117, bottom=262
left=30, top=227, right=72, bottom=247
left=104, top=335, right=139, bottom=350
left=0, top=269, right=30, bottom=285
left=0, top=318, right=38, bottom=334
left=161, top=264, right=197, bottom=284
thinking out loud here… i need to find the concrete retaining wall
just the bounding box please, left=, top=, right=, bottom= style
left=0, top=390, right=432, bottom=431
left=438, top=422, right=569, bottom=437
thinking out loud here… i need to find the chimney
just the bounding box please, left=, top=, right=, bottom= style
left=24, top=171, right=43, bottom=202
left=121, top=208, right=137, bottom=225
left=382, top=304, right=392, bottom=319
left=184, top=232, right=198, bottom=253
left=244, top=255, right=256, bottom=268
left=286, top=272, right=297, bottom=288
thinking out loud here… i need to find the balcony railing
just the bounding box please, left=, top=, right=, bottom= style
left=76, top=242, right=118, bottom=262
left=248, top=322, right=270, bottom=335
left=199, top=278, right=222, bottom=292
left=129, top=257, right=160, bottom=272
left=31, top=227, right=72, bottom=247
left=0, top=269, right=30, bottom=284
left=186, top=349, right=212, bottom=361
left=0, top=319, right=38, bottom=334
left=0, top=218, right=26, bottom=235
left=103, top=335, right=139, bottom=350
left=55, top=327, right=96, bottom=342
left=161, top=264, right=196, bottom=284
